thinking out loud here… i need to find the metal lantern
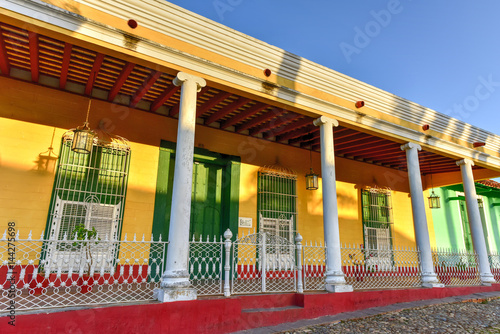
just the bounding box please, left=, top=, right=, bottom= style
left=305, top=168, right=319, bottom=190
left=428, top=190, right=441, bottom=209
left=478, top=198, right=484, bottom=208
left=72, top=100, right=95, bottom=154
left=71, top=128, right=95, bottom=154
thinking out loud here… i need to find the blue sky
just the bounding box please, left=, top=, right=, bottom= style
left=168, top=0, right=500, bottom=136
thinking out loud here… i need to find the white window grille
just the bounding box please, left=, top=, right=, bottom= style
left=361, top=187, right=394, bottom=271
left=257, top=166, right=297, bottom=241
left=44, top=131, right=130, bottom=271
left=257, top=166, right=297, bottom=269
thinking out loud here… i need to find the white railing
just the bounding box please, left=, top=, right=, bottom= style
left=302, top=241, right=326, bottom=291
left=1, top=231, right=167, bottom=313
left=432, top=248, right=482, bottom=286
left=489, top=251, right=500, bottom=283
left=231, top=232, right=297, bottom=295
left=188, top=235, right=225, bottom=296
left=341, top=244, right=422, bottom=290
left=3, top=229, right=497, bottom=313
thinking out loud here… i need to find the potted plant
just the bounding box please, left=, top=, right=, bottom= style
left=71, top=224, right=100, bottom=293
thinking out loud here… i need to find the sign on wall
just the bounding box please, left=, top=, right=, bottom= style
left=238, top=217, right=252, bottom=228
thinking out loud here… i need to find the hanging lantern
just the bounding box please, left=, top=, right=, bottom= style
left=305, top=168, right=319, bottom=190
left=477, top=198, right=484, bottom=208
left=72, top=100, right=95, bottom=154
left=428, top=190, right=441, bottom=209
left=72, top=128, right=95, bottom=154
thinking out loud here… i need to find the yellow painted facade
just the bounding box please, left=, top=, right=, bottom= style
left=1, top=75, right=426, bottom=249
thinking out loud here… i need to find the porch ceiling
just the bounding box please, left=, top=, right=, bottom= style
left=0, top=22, right=480, bottom=175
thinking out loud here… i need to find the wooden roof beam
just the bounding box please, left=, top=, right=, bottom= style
left=333, top=129, right=364, bottom=141
left=300, top=137, right=321, bottom=148
left=276, top=124, right=316, bottom=142
left=220, top=102, right=268, bottom=129
left=335, top=137, right=388, bottom=150
left=150, top=84, right=180, bottom=112
left=250, top=113, right=301, bottom=137
left=205, top=97, right=251, bottom=125
left=85, top=53, right=104, bottom=96
left=334, top=132, right=375, bottom=146
left=0, top=27, right=11, bottom=75
left=290, top=130, right=320, bottom=145
left=338, top=141, right=397, bottom=156
left=235, top=108, right=284, bottom=133
left=59, top=43, right=72, bottom=89
left=195, top=91, right=231, bottom=118
left=28, top=32, right=39, bottom=82
left=108, top=62, right=134, bottom=101
left=359, top=149, right=404, bottom=160
left=267, top=117, right=313, bottom=140
left=130, top=70, right=162, bottom=108
left=168, top=86, right=210, bottom=116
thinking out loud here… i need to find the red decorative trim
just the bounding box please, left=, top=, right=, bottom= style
left=127, top=20, right=138, bottom=29
left=355, top=100, right=365, bottom=108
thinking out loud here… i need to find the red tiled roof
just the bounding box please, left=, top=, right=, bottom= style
left=477, top=179, right=500, bottom=189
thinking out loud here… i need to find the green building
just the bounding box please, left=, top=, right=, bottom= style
left=431, top=180, right=500, bottom=253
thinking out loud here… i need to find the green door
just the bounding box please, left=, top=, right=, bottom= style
left=459, top=200, right=474, bottom=252
left=150, top=142, right=240, bottom=282
left=190, top=160, right=224, bottom=239
left=152, top=141, right=240, bottom=240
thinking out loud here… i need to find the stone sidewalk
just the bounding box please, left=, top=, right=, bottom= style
left=233, top=291, right=500, bottom=333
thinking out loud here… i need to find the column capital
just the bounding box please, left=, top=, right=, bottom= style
left=313, top=116, right=339, bottom=127
left=173, top=72, right=206, bottom=92
left=456, top=158, right=474, bottom=167
left=400, top=142, right=421, bottom=151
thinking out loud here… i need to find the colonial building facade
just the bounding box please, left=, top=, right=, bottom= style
left=1, top=0, right=500, bottom=330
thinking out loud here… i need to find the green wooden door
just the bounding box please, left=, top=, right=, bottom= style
left=152, top=141, right=240, bottom=240
left=459, top=200, right=474, bottom=252
left=150, top=142, right=240, bottom=282
left=190, top=160, right=224, bottom=239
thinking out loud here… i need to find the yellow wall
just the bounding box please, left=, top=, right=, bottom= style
left=1, top=76, right=425, bottom=248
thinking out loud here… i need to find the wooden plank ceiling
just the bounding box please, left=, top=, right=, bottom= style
left=0, top=22, right=476, bottom=175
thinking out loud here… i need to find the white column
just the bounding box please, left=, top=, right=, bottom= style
left=401, top=143, right=443, bottom=288
left=456, top=159, right=496, bottom=284
left=313, top=116, right=352, bottom=293
left=156, top=72, right=206, bottom=302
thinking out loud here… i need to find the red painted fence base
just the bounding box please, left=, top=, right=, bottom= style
left=3, top=284, right=500, bottom=334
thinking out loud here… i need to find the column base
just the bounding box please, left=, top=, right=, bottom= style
left=422, top=273, right=444, bottom=288
left=325, top=284, right=353, bottom=293
left=154, top=287, right=197, bottom=302
left=480, top=273, right=496, bottom=285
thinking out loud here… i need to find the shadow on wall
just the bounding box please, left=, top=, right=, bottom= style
left=275, top=50, right=301, bottom=106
